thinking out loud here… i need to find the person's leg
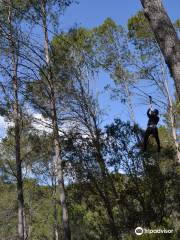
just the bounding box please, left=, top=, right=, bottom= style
left=152, top=128, right=161, bottom=152
left=143, top=128, right=151, bottom=151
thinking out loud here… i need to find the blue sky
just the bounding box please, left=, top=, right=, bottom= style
left=61, top=0, right=179, bottom=29
left=0, top=1, right=179, bottom=138
left=60, top=0, right=180, bottom=128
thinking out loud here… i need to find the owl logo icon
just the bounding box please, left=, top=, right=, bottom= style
left=135, top=227, right=144, bottom=236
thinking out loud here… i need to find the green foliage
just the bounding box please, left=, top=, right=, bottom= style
left=128, top=11, right=154, bottom=40
left=0, top=183, right=17, bottom=239
left=52, top=27, right=95, bottom=69
left=0, top=2, right=179, bottom=239
left=0, top=118, right=179, bottom=239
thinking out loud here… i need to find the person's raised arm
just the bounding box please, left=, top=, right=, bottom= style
left=147, top=96, right=153, bottom=117
left=147, top=108, right=151, bottom=118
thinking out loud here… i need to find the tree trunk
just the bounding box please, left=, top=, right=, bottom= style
left=41, top=1, right=71, bottom=239
left=52, top=178, right=59, bottom=240
left=140, top=0, right=180, bottom=100
left=15, top=110, right=25, bottom=240
left=169, top=106, right=180, bottom=163
left=13, top=81, right=25, bottom=240
left=50, top=86, right=71, bottom=240
left=160, top=58, right=180, bottom=163
left=166, top=91, right=180, bottom=163
left=53, top=198, right=59, bottom=240
left=53, top=121, right=71, bottom=240
left=8, top=2, right=25, bottom=239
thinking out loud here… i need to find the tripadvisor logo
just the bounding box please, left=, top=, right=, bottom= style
left=135, top=227, right=143, bottom=236
left=135, top=226, right=174, bottom=235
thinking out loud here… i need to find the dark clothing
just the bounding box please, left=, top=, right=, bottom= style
left=144, top=109, right=161, bottom=152
left=144, top=127, right=161, bottom=152
left=147, top=109, right=159, bottom=127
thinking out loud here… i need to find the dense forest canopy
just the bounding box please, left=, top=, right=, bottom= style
left=0, top=0, right=179, bottom=240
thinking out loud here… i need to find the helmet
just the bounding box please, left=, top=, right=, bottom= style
left=153, top=109, right=159, bottom=115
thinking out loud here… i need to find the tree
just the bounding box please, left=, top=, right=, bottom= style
left=139, top=0, right=180, bottom=101
left=51, top=28, right=121, bottom=238
left=0, top=1, right=30, bottom=238
left=93, top=18, right=136, bottom=124
left=24, top=1, right=75, bottom=239
left=128, top=11, right=180, bottom=164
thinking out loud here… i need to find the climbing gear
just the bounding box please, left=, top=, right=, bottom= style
left=148, top=124, right=157, bottom=128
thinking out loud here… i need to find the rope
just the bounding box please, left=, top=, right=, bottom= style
left=132, top=84, right=167, bottom=109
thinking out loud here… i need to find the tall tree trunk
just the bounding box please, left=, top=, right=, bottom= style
left=52, top=177, right=59, bottom=240
left=53, top=198, right=59, bottom=240
left=160, top=58, right=180, bottom=163
left=41, top=1, right=71, bottom=239
left=165, top=84, right=180, bottom=163
left=140, top=0, right=180, bottom=100
left=52, top=117, right=71, bottom=240
left=14, top=85, right=25, bottom=240
left=169, top=105, right=180, bottom=163
left=8, top=2, right=25, bottom=239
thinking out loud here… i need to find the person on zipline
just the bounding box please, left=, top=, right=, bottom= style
left=143, top=96, right=161, bottom=152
